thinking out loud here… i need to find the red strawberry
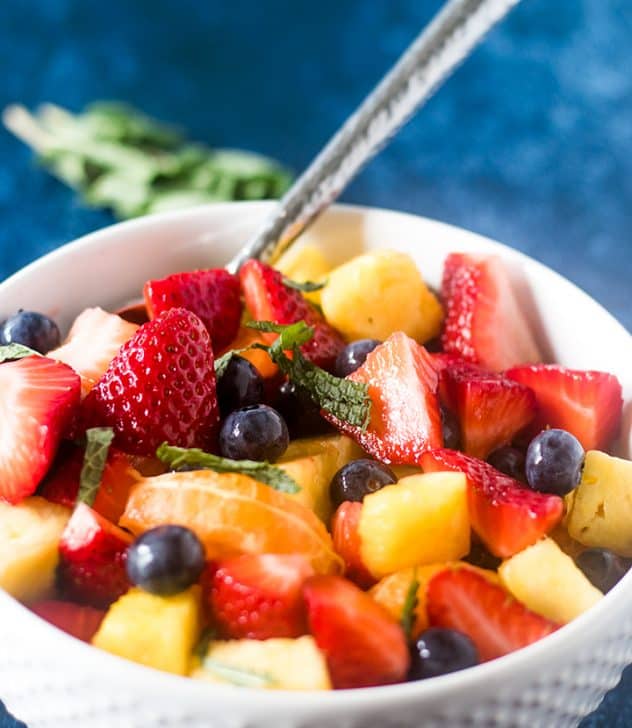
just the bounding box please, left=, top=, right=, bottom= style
left=505, top=364, right=623, bottom=451
left=420, top=449, right=563, bottom=557
left=0, top=356, right=81, bottom=504
left=58, top=503, right=132, bottom=607
left=39, top=445, right=84, bottom=508
left=81, top=308, right=219, bottom=456
left=144, top=269, right=242, bottom=351
left=303, top=575, right=410, bottom=689
left=239, top=259, right=345, bottom=370
left=205, top=554, right=315, bottom=640
left=441, top=253, right=541, bottom=371
left=331, top=502, right=375, bottom=589
left=427, top=568, right=559, bottom=661
left=325, top=332, right=443, bottom=465
left=30, top=600, right=105, bottom=642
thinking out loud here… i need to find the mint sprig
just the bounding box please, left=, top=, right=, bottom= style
left=156, top=443, right=300, bottom=494
left=0, top=343, right=41, bottom=363
left=202, top=658, right=276, bottom=688
left=77, top=427, right=115, bottom=507
left=400, top=571, right=420, bottom=641
left=281, top=276, right=326, bottom=293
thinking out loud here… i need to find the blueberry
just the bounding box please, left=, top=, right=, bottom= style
left=440, top=407, right=461, bottom=450
left=0, top=310, right=61, bottom=353
left=334, top=339, right=381, bottom=378
left=219, top=404, right=289, bottom=462
left=126, top=525, right=205, bottom=596
left=329, top=458, right=396, bottom=509
left=487, top=446, right=526, bottom=482
left=273, top=380, right=332, bottom=438
left=525, top=429, right=585, bottom=495
left=576, top=548, right=629, bottom=593
left=409, top=628, right=479, bottom=680
left=216, top=355, right=264, bottom=416
left=463, top=541, right=502, bottom=571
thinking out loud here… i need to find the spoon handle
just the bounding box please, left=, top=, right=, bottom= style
left=227, top=0, right=520, bottom=273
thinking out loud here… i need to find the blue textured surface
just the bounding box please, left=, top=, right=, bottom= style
left=0, top=0, right=631, bottom=725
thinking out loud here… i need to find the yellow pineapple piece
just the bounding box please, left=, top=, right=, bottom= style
left=191, top=636, right=331, bottom=690
left=275, top=245, right=331, bottom=304
left=92, top=587, right=201, bottom=675
left=320, top=250, right=443, bottom=343
left=565, top=450, right=632, bottom=556
left=359, top=472, right=470, bottom=578
left=278, top=435, right=363, bottom=521
left=0, top=497, right=70, bottom=602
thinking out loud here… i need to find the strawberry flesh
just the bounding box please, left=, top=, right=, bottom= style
left=144, top=269, right=242, bottom=351
left=303, top=575, right=410, bottom=689
left=420, top=449, right=563, bottom=558
left=0, top=356, right=81, bottom=504
left=331, top=502, right=375, bottom=589
left=427, top=568, right=559, bottom=661
left=30, top=600, right=105, bottom=642
left=505, top=364, right=623, bottom=451
left=81, top=308, right=220, bottom=456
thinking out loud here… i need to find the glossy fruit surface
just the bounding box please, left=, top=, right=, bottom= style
left=487, top=447, right=526, bottom=482
left=525, top=429, right=584, bottom=496
left=216, top=355, right=264, bottom=416
left=0, top=310, right=60, bottom=353
left=334, top=339, right=381, bottom=378
left=329, top=458, right=396, bottom=509
left=218, top=404, right=289, bottom=462
left=408, top=627, right=479, bottom=680
left=30, top=600, right=105, bottom=642
left=272, top=381, right=332, bottom=439
left=331, top=501, right=375, bottom=588
left=576, top=548, right=629, bottom=593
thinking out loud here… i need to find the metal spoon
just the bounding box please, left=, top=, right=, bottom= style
left=227, top=0, right=521, bottom=273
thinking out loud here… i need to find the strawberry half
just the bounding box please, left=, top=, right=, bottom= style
left=144, top=268, right=242, bottom=351
left=303, top=575, right=410, bottom=689
left=325, top=332, right=443, bottom=465
left=30, top=600, right=105, bottom=642
left=427, top=568, right=559, bottom=661
left=240, top=259, right=345, bottom=370
left=81, top=308, right=219, bottom=456
left=58, top=503, right=132, bottom=607
left=420, top=449, right=563, bottom=557
left=0, top=356, right=81, bottom=504
left=505, top=364, right=623, bottom=451
left=441, top=253, right=541, bottom=371
left=331, top=502, right=375, bottom=589
left=205, top=554, right=315, bottom=640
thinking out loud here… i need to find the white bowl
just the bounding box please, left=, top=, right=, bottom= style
left=1, top=202, right=631, bottom=728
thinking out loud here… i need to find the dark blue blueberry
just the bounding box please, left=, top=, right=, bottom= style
left=273, top=380, right=332, bottom=438
left=126, top=525, right=205, bottom=596
left=216, top=355, right=264, bottom=416
left=525, top=429, right=585, bottom=495
left=334, top=338, right=381, bottom=378
left=329, top=458, right=396, bottom=509
left=0, top=310, right=61, bottom=353
left=463, top=541, right=502, bottom=571
left=487, top=446, right=526, bottom=482
left=440, top=406, right=461, bottom=450
left=409, top=628, right=479, bottom=680
left=219, top=404, right=289, bottom=462
left=576, top=548, right=629, bottom=593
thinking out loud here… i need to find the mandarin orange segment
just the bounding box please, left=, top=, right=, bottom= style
left=92, top=452, right=144, bottom=523
left=219, top=326, right=278, bottom=379
left=120, top=471, right=343, bottom=575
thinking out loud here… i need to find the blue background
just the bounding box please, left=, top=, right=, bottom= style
left=0, top=0, right=631, bottom=725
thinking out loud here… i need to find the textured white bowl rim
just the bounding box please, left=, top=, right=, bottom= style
left=1, top=200, right=631, bottom=713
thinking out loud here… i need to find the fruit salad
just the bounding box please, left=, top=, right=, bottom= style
left=0, top=245, right=628, bottom=691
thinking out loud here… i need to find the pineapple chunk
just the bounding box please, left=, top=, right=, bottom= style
left=359, top=472, right=470, bottom=578
left=499, top=538, right=602, bottom=623
left=275, top=245, right=331, bottom=305
left=92, top=587, right=201, bottom=675
left=320, top=250, right=443, bottom=343
left=565, top=450, right=632, bottom=556
left=0, top=497, right=70, bottom=602
left=191, top=636, right=331, bottom=691
left=278, top=435, right=363, bottom=521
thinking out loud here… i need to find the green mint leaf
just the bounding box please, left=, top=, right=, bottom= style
left=246, top=319, right=314, bottom=349
left=0, top=343, right=41, bottom=363
left=202, top=658, right=276, bottom=688
left=281, top=276, right=326, bottom=293
left=400, top=572, right=420, bottom=641
left=156, top=443, right=300, bottom=494
left=77, top=427, right=115, bottom=507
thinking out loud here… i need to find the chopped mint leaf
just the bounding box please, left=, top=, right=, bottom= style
left=202, top=658, right=276, bottom=688
left=0, top=343, right=41, bottom=363
left=246, top=319, right=314, bottom=349
left=281, top=276, right=327, bottom=293
left=400, top=572, right=420, bottom=641
left=156, top=443, right=300, bottom=494
left=77, top=427, right=115, bottom=507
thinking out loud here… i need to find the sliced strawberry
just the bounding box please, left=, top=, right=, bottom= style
left=81, top=308, right=219, bottom=456
left=331, top=502, right=375, bottom=589
left=0, top=356, right=81, bottom=504
left=239, top=259, right=345, bottom=370
left=39, top=445, right=84, bottom=509
left=420, top=449, right=563, bottom=558
left=427, top=568, right=559, bottom=661
left=325, top=332, right=443, bottom=465
left=505, top=364, right=623, bottom=451
left=58, top=503, right=132, bottom=607
left=205, top=554, right=314, bottom=640
left=303, top=575, right=410, bottom=689
left=30, top=600, right=105, bottom=642
left=441, top=253, right=541, bottom=371
left=144, top=268, right=241, bottom=351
